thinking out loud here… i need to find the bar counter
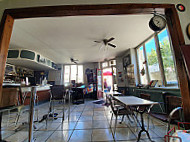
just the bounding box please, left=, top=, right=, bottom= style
left=3, top=83, right=51, bottom=105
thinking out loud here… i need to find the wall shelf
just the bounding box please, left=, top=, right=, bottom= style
left=7, top=49, right=57, bottom=71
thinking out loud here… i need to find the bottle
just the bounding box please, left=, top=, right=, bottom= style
left=21, top=79, right=25, bottom=85
left=26, top=77, right=29, bottom=86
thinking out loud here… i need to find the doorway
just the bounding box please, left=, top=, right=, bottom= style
left=103, top=68, right=113, bottom=92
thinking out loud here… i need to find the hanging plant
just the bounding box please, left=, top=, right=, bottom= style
left=140, top=67, right=145, bottom=76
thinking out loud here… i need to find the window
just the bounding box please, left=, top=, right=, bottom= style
left=158, top=29, right=177, bottom=85
left=102, top=62, right=108, bottom=68
left=136, top=28, right=178, bottom=87
left=64, top=66, right=70, bottom=83
left=64, top=65, right=84, bottom=84
left=71, top=65, right=77, bottom=81
left=145, top=38, right=162, bottom=82
left=77, top=65, right=83, bottom=83
left=137, top=46, right=148, bottom=84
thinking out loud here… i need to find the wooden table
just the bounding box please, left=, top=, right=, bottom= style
left=113, top=96, right=158, bottom=142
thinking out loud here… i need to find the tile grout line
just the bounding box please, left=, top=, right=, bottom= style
left=45, top=104, right=77, bottom=142
left=91, top=102, right=95, bottom=142
left=67, top=102, right=86, bottom=142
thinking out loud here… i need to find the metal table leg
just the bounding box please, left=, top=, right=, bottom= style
left=28, top=87, right=36, bottom=142
left=136, top=106, right=154, bottom=142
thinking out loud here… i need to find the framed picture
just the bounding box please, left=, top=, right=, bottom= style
left=150, top=80, right=158, bottom=87
left=123, top=54, right=131, bottom=71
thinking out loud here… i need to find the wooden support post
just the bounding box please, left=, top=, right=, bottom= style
left=0, top=14, right=14, bottom=107
left=166, top=7, right=190, bottom=123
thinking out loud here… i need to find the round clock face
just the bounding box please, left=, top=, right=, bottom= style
left=149, top=15, right=166, bottom=31
left=152, top=15, right=166, bottom=29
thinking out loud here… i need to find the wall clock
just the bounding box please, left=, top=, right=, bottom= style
left=149, top=15, right=166, bottom=32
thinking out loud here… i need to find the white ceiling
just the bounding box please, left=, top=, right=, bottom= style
left=10, top=14, right=154, bottom=64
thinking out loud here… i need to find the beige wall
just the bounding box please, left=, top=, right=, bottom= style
left=0, top=0, right=189, bottom=44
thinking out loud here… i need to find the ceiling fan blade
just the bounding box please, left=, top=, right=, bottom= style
left=108, top=43, right=116, bottom=48
left=94, top=40, right=101, bottom=43
left=107, top=37, right=115, bottom=42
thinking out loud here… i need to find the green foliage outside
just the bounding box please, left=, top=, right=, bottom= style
left=147, top=38, right=175, bottom=73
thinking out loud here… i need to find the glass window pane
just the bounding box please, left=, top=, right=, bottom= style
left=20, top=50, right=35, bottom=60
left=71, top=65, right=77, bottom=81
left=78, top=65, right=83, bottom=83
left=64, top=66, right=70, bottom=83
left=102, top=62, right=108, bottom=68
left=145, top=38, right=162, bottom=83
left=8, top=50, right=19, bottom=58
left=137, top=46, right=148, bottom=84
left=158, top=29, right=177, bottom=85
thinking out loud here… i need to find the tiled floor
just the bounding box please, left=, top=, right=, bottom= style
left=1, top=99, right=169, bottom=142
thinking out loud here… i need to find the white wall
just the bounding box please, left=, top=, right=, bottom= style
left=48, top=64, right=63, bottom=85
left=116, top=49, right=130, bottom=87
left=130, top=48, right=138, bottom=84
left=0, top=0, right=189, bottom=44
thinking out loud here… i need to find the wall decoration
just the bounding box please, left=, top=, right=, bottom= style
left=118, top=72, right=124, bottom=83
left=127, top=64, right=135, bottom=86
left=85, top=68, right=95, bottom=84
left=149, top=80, right=158, bottom=87
left=123, top=54, right=131, bottom=71
left=176, top=4, right=185, bottom=12
left=140, top=67, right=145, bottom=76
left=186, top=23, right=190, bottom=40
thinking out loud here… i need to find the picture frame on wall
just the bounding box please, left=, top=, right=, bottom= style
left=123, top=54, right=131, bottom=71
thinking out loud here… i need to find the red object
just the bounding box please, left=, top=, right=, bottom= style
left=176, top=4, right=185, bottom=12
left=164, top=122, right=190, bottom=142
left=103, top=71, right=112, bottom=76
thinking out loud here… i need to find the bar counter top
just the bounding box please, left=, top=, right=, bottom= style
left=3, top=83, right=51, bottom=92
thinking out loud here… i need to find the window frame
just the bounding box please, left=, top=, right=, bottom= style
left=63, top=64, right=84, bottom=84
left=135, top=28, right=178, bottom=87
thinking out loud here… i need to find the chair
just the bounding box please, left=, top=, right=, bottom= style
left=47, top=85, right=69, bottom=125
left=2, top=87, right=20, bottom=108
left=147, top=95, right=183, bottom=133
left=15, top=88, right=39, bottom=126
left=108, top=95, right=136, bottom=135
left=1, top=87, right=20, bottom=125
left=149, top=95, right=182, bottom=122
left=138, top=93, right=165, bottom=130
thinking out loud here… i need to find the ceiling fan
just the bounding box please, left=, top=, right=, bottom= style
left=94, top=37, right=116, bottom=48
left=70, top=58, right=78, bottom=64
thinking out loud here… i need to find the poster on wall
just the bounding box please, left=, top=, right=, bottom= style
left=118, top=72, right=124, bottom=83
left=123, top=54, right=131, bottom=71
left=85, top=68, right=94, bottom=83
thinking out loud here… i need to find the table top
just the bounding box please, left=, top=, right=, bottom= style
left=3, top=83, right=21, bottom=87
left=113, top=96, right=158, bottom=106
left=106, top=91, right=122, bottom=95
